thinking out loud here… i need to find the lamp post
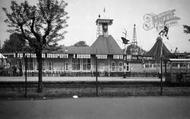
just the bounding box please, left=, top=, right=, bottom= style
left=24, top=53, right=28, bottom=98
left=121, top=37, right=130, bottom=78
left=160, top=50, right=163, bottom=95
left=23, top=42, right=29, bottom=98
left=95, top=49, right=98, bottom=96
left=159, top=25, right=169, bottom=95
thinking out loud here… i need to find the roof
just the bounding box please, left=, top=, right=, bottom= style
left=55, top=46, right=91, bottom=54
left=41, top=35, right=123, bottom=55
left=146, top=37, right=171, bottom=60
left=90, top=35, right=123, bottom=55
left=65, top=46, right=91, bottom=54
left=96, top=19, right=113, bottom=25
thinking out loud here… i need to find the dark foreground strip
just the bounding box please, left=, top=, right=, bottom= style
left=0, top=81, right=190, bottom=88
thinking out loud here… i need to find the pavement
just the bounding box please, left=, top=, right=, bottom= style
left=0, top=76, right=164, bottom=82
left=0, top=97, right=189, bottom=119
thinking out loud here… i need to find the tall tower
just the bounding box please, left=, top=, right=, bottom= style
left=96, top=15, right=113, bottom=37
left=132, top=24, right=137, bottom=46
left=131, top=24, right=138, bottom=55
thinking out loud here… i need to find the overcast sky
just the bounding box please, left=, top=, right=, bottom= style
left=0, top=0, right=190, bottom=52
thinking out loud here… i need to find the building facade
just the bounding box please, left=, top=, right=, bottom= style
left=1, top=16, right=190, bottom=77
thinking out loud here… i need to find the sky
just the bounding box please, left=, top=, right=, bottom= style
left=0, top=0, right=190, bottom=52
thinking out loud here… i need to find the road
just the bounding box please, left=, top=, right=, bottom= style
left=0, top=76, right=163, bottom=82
left=0, top=97, right=189, bottom=119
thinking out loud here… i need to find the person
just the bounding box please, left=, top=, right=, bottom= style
left=159, top=25, right=169, bottom=40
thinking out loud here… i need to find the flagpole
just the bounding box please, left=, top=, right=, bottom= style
left=160, top=36, right=164, bottom=96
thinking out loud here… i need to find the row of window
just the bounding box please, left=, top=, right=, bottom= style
left=72, top=59, right=91, bottom=70
left=111, top=62, right=123, bottom=72
left=144, top=63, right=163, bottom=68
left=24, top=59, right=124, bottom=71
left=144, top=63, right=190, bottom=69
left=171, top=63, right=190, bottom=68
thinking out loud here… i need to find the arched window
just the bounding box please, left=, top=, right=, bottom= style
left=111, top=61, right=116, bottom=72
left=72, top=59, right=80, bottom=70
left=83, top=59, right=91, bottom=70
left=48, top=61, right=53, bottom=70
left=118, top=62, right=123, bottom=72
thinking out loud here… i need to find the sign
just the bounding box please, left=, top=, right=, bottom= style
left=77, top=54, right=90, bottom=59
left=15, top=53, right=68, bottom=58
left=47, top=53, right=68, bottom=58
left=143, top=9, right=180, bottom=32
left=113, top=55, right=123, bottom=59
left=96, top=55, right=107, bottom=59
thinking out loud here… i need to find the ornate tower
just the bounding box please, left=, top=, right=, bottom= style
left=130, top=24, right=138, bottom=55
left=132, top=24, right=137, bottom=46
left=96, top=15, right=113, bottom=37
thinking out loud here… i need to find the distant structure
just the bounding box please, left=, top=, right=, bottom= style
left=125, top=24, right=146, bottom=55
left=132, top=24, right=137, bottom=46
left=130, top=24, right=138, bottom=55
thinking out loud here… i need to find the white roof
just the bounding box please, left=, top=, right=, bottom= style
left=0, top=53, right=6, bottom=58
left=169, top=58, right=190, bottom=62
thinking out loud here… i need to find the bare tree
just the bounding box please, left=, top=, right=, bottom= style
left=183, top=25, right=190, bottom=41
left=2, top=33, right=26, bottom=53
left=73, top=41, right=89, bottom=47
left=3, top=0, right=69, bottom=92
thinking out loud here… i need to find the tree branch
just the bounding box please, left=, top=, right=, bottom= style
left=42, top=21, right=51, bottom=45
left=20, top=24, right=29, bottom=40
left=30, top=17, right=41, bottom=43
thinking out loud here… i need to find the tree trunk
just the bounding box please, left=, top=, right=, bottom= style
left=36, top=51, right=43, bottom=93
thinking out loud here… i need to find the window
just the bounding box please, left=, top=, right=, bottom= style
left=72, top=59, right=80, bottom=70
left=83, top=59, right=91, bottom=70
left=48, top=61, right=53, bottom=70
left=172, top=63, right=178, bottom=68
left=153, top=64, right=157, bottom=67
left=144, top=63, right=152, bottom=68
left=111, top=62, right=116, bottom=71
left=180, top=63, right=186, bottom=68
left=118, top=62, right=123, bottom=72
left=27, top=58, right=34, bottom=70
left=145, top=64, right=149, bottom=68
left=65, top=62, right=69, bottom=70
left=126, top=63, right=129, bottom=71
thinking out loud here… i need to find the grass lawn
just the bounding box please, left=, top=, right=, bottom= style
left=1, top=84, right=190, bottom=99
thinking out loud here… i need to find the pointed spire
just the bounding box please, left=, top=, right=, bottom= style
left=132, top=24, right=137, bottom=45
left=130, top=24, right=139, bottom=55
left=103, top=8, right=106, bottom=13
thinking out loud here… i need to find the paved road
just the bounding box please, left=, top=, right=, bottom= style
left=0, top=76, right=164, bottom=82
left=0, top=97, right=189, bottom=119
